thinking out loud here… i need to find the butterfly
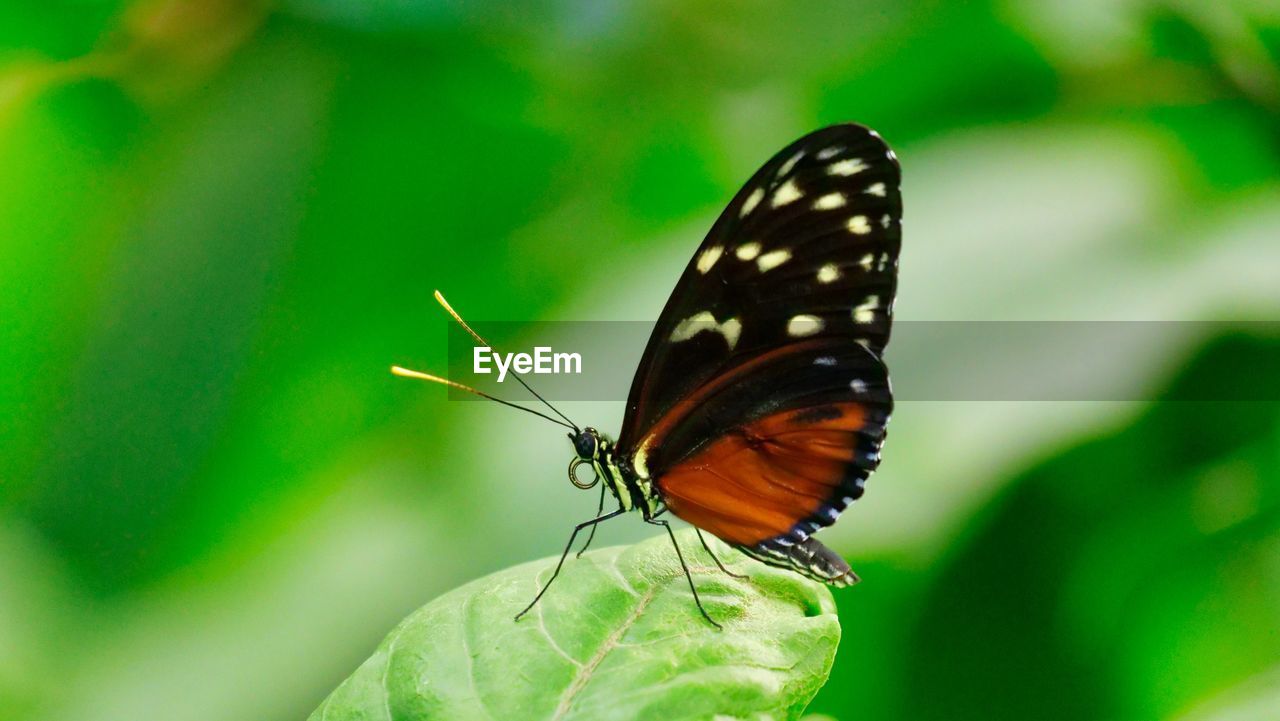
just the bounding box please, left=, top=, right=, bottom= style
left=394, top=123, right=901, bottom=628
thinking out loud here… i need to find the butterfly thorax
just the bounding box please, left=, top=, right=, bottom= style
left=571, top=427, right=661, bottom=518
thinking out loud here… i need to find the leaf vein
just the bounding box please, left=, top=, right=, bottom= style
left=536, top=598, right=583, bottom=668
left=604, top=554, right=641, bottom=597
left=380, top=613, right=411, bottom=721
left=461, top=593, right=496, bottom=721
left=551, top=582, right=660, bottom=720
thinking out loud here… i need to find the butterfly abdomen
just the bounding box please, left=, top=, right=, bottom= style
left=738, top=536, right=860, bottom=587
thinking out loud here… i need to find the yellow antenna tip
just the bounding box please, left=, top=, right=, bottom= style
left=391, top=365, right=438, bottom=381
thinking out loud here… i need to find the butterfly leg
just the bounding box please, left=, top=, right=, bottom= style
left=574, top=485, right=608, bottom=558
left=695, top=528, right=749, bottom=580
left=646, top=518, right=723, bottom=630
left=515, top=507, right=626, bottom=622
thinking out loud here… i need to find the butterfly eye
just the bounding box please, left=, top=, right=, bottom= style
left=572, top=429, right=599, bottom=459
left=568, top=457, right=600, bottom=490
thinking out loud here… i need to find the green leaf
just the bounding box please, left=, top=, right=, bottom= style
left=310, top=529, right=840, bottom=721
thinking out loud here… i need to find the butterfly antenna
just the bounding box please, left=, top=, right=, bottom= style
left=433, top=290, right=581, bottom=432
left=391, top=366, right=576, bottom=431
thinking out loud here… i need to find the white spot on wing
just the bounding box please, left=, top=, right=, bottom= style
left=739, top=187, right=764, bottom=217
left=814, top=356, right=837, bottom=366
left=865, top=182, right=886, bottom=197
left=719, top=317, right=742, bottom=348
left=816, top=145, right=844, bottom=160
left=757, top=248, right=791, bottom=272
left=859, top=253, right=874, bottom=271
left=771, top=179, right=802, bottom=207
left=881, top=213, right=892, bottom=229
left=735, top=242, right=761, bottom=261
left=817, top=263, right=841, bottom=284
left=850, top=378, right=868, bottom=394
left=813, top=192, right=846, bottom=210
left=847, top=215, right=871, bottom=235
left=777, top=150, right=804, bottom=178
left=853, top=295, right=880, bottom=324
left=669, top=311, right=742, bottom=349
left=787, top=314, right=824, bottom=337
left=670, top=311, right=714, bottom=342
left=696, top=246, right=723, bottom=274
left=828, top=158, right=868, bottom=176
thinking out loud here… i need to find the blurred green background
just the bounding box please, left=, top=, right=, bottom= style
left=3, top=1, right=1279, bottom=719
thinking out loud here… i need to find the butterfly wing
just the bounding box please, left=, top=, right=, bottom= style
left=616, top=123, right=901, bottom=581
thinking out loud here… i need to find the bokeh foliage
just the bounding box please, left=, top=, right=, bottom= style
left=1, top=1, right=1278, bottom=720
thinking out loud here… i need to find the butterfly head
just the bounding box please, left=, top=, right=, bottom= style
left=568, top=427, right=611, bottom=490
left=571, top=427, right=602, bottom=460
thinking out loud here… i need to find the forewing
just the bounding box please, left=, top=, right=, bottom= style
left=618, top=123, right=901, bottom=448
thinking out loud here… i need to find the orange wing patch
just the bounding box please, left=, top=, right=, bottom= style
left=656, top=402, right=867, bottom=545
